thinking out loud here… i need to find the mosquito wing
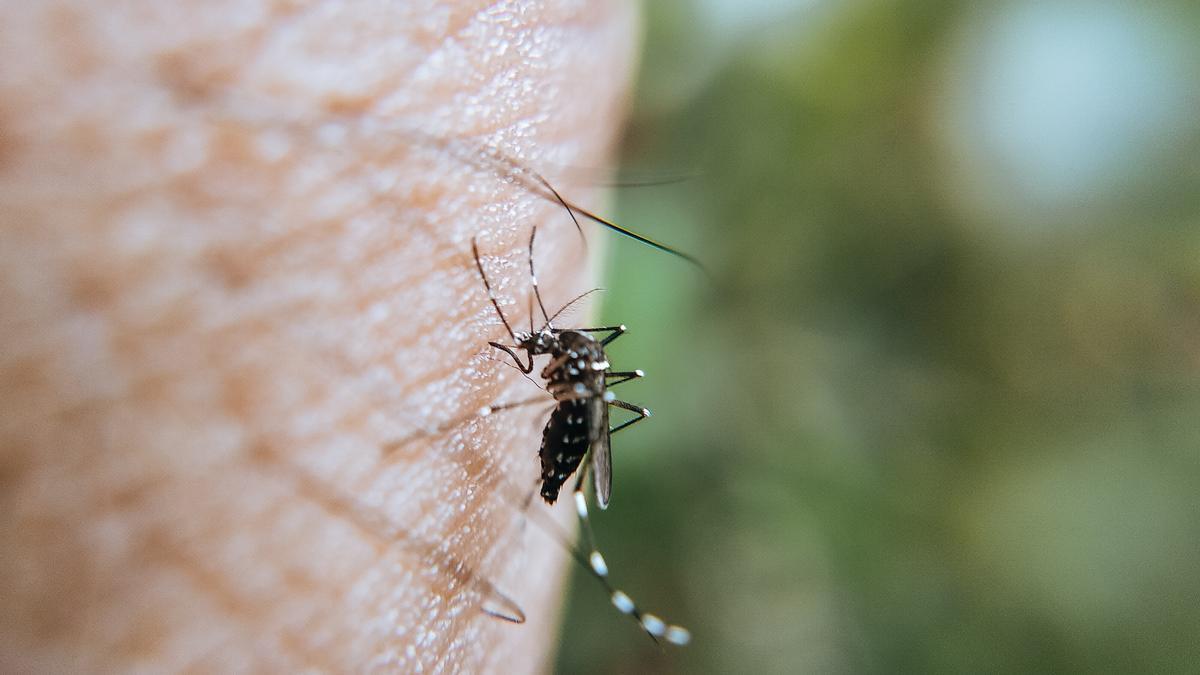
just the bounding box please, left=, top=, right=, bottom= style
left=589, top=395, right=612, bottom=509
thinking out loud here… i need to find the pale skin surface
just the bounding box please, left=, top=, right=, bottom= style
left=0, top=1, right=637, bottom=672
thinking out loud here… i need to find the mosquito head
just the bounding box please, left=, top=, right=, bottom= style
left=515, top=327, right=556, bottom=355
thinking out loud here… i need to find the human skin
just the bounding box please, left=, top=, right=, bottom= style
left=0, top=1, right=637, bottom=672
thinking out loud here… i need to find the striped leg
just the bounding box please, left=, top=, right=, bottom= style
left=382, top=395, right=553, bottom=455
left=606, top=397, right=651, bottom=436
left=604, top=369, right=644, bottom=388
left=568, top=465, right=690, bottom=646
left=552, top=324, right=627, bottom=346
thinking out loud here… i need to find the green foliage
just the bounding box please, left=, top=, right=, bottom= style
left=556, top=2, right=1200, bottom=673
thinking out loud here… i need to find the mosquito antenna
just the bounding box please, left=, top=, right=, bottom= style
left=527, top=226, right=551, bottom=328
left=545, top=288, right=604, bottom=327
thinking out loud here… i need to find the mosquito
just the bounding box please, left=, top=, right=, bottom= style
left=469, top=224, right=690, bottom=647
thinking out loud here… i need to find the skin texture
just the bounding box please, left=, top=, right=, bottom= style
left=0, top=1, right=637, bottom=672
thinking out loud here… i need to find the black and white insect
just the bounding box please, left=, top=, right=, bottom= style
left=469, top=223, right=691, bottom=647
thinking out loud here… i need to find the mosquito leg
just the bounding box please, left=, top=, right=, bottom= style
left=552, top=323, right=622, bottom=334
left=596, top=325, right=627, bottom=346
left=254, top=440, right=530, bottom=625
left=478, top=396, right=556, bottom=419
left=606, top=398, right=651, bottom=435
left=571, top=464, right=602, bottom=572
left=567, top=465, right=690, bottom=647
left=604, top=370, right=644, bottom=388
left=549, top=324, right=627, bottom=346
left=381, top=395, right=551, bottom=455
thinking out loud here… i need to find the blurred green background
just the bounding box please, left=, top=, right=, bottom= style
left=555, top=1, right=1200, bottom=673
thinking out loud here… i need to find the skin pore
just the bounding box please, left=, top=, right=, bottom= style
left=0, top=1, right=637, bottom=671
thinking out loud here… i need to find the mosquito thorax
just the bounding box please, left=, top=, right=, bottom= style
left=556, top=331, right=605, bottom=361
